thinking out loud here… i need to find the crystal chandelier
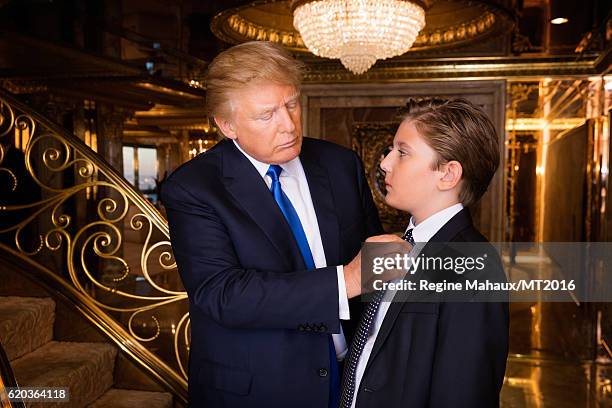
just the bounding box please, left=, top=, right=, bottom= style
left=293, top=0, right=426, bottom=75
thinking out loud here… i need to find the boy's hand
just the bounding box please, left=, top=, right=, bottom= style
left=343, top=234, right=413, bottom=299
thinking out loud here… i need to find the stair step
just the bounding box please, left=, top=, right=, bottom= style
left=87, top=388, right=173, bottom=408
left=0, top=296, right=54, bottom=361
left=11, top=341, right=117, bottom=408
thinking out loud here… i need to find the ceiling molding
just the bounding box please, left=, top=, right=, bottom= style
left=301, top=55, right=601, bottom=83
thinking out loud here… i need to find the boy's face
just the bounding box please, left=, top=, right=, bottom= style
left=380, top=120, right=444, bottom=215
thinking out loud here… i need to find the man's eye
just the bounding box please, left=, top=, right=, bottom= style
left=258, top=114, right=273, bottom=121
left=286, top=102, right=298, bottom=110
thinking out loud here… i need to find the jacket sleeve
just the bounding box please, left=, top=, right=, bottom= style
left=161, top=177, right=341, bottom=332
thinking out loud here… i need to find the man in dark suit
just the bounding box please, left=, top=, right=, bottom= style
left=341, top=98, right=509, bottom=408
left=161, top=41, right=397, bottom=407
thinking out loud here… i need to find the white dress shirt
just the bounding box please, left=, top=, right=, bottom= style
left=233, top=141, right=350, bottom=359
left=350, top=203, right=464, bottom=408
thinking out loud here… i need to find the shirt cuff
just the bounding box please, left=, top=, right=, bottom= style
left=337, top=265, right=350, bottom=320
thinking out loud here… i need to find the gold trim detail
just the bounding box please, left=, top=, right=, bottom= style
left=226, top=13, right=305, bottom=50
left=301, top=57, right=598, bottom=83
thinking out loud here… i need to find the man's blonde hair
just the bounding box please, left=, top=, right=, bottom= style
left=205, top=41, right=305, bottom=120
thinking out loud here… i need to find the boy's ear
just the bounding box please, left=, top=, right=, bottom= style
left=214, top=116, right=238, bottom=140
left=438, top=160, right=463, bottom=191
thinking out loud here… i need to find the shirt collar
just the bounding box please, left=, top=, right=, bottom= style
left=405, top=203, right=464, bottom=243
left=233, top=140, right=300, bottom=179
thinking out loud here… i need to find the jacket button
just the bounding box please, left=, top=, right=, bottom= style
left=318, top=368, right=328, bottom=377
left=319, top=325, right=327, bottom=332
left=305, top=325, right=313, bottom=332
left=298, top=325, right=305, bottom=331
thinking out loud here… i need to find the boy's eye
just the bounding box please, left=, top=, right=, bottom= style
left=398, top=149, right=408, bottom=157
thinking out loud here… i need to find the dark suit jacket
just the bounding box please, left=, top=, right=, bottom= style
left=355, top=209, right=509, bottom=408
left=161, top=138, right=382, bottom=407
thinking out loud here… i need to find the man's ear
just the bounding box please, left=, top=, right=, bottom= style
left=214, top=116, right=238, bottom=140
left=438, top=160, right=463, bottom=191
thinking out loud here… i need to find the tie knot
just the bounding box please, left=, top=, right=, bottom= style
left=402, top=228, right=415, bottom=246
left=266, top=164, right=282, bottom=182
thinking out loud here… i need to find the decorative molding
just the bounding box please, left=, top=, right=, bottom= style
left=301, top=55, right=599, bottom=83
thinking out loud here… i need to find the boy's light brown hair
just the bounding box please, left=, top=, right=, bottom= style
left=399, top=97, right=500, bottom=207
left=205, top=41, right=305, bottom=120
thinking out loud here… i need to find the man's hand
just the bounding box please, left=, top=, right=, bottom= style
left=366, top=234, right=406, bottom=244
left=343, top=234, right=412, bottom=299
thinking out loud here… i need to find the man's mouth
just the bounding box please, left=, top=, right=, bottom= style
left=278, top=138, right=297, bottom=148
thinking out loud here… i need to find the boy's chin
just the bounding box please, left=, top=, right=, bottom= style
left=384, top=195, right=410, bottom=212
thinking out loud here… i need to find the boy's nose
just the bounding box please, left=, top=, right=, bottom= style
left=380, top=152, right=392, bottom=173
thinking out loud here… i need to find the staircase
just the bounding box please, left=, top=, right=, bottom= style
left=0, top=296, right=173, bottom=408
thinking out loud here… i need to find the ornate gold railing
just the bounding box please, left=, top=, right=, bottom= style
left=0, top=89, right=189, bottom=402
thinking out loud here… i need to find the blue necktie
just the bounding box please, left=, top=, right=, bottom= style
left=266, top=164, right=340, bottom=408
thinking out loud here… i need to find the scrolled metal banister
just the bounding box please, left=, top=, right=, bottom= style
left=0, top=88, right=189, bottom=403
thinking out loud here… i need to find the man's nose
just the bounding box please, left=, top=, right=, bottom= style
left=277, top=105, right=296, bottom=133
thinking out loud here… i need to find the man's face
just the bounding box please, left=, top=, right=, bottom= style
left=380, top=120, right=442, bottom=215
left=217, top=82, right=302, bottom=164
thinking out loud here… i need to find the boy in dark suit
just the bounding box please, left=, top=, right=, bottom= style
left=340, top=98, right=509, bottom=408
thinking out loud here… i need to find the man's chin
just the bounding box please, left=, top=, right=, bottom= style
left=274, top=143, right=302, bottom=163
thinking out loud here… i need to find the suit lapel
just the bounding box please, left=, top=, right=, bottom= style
left=363, top=208, right=473, bottom=373
left=221, top=140, right=306, bottom=270
left=300, top=140, right=341, bottom=267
